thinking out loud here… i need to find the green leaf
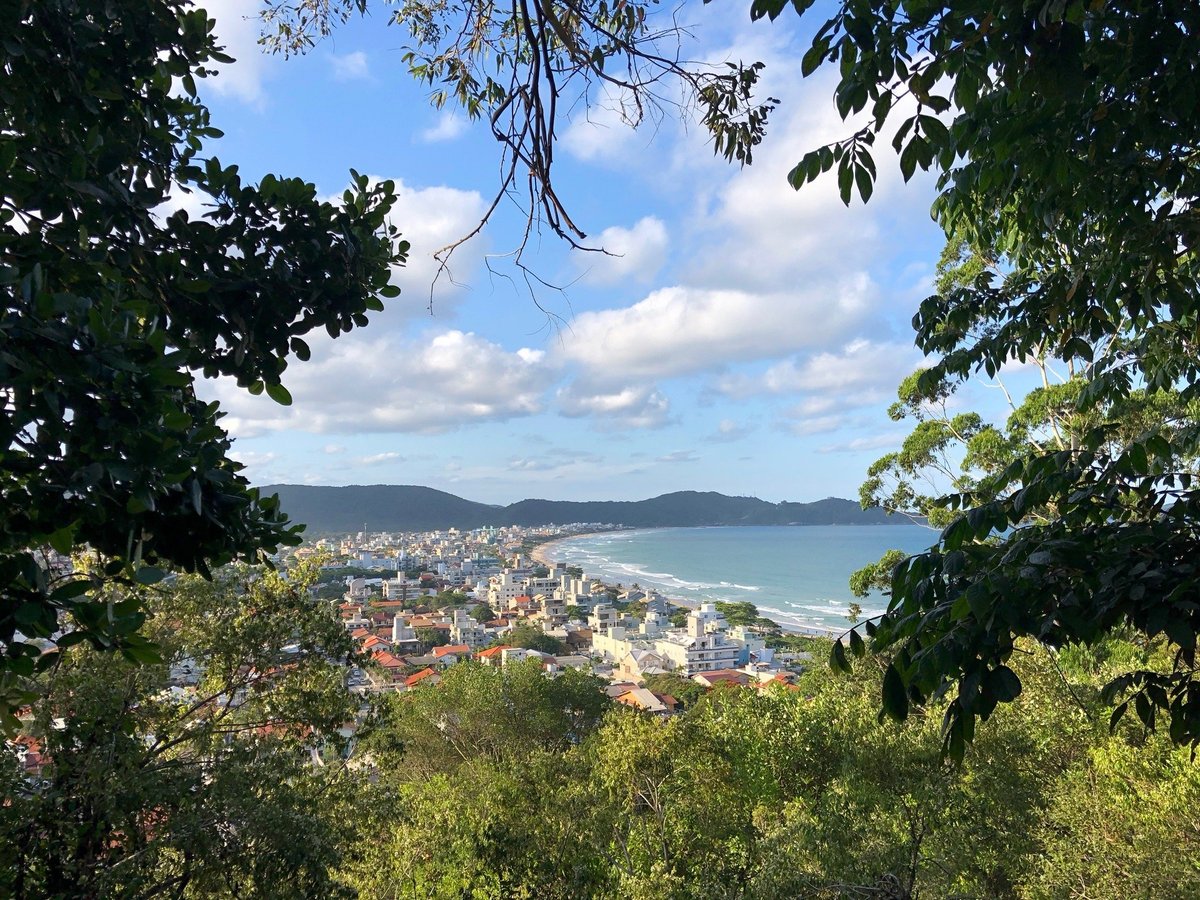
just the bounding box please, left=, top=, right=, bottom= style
left=45, top=523, right=77, bottom=555
left=134, top=566, right=166, bottom=585
left=829, top=639, right=851, bottom=674
left=837, top=160, right=853, bottom=206
left=265, top=382, right=293, bottom=406
left=988, top=665, right=1022, bottom=702
left=882, top=663, right=909, bottom=721
left=899, top=140, right=918, bottom=181
left=854, top=164, right=873, bottom=203
left=848, top=628, right=866, bottom=657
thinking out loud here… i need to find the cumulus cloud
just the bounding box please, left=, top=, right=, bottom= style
left=324, top=444, right=347, bottom=455
left=200, top=0, right=273, bottom=107
left=573, top=217, right=669, bottom=285
left=209, top=330, right=550, bottom=437
left=358, top=451, right=404, bottom=466
left=330, top=51, right=370, bottom=82
left=708, top=419, right=752, bottom=442
left=718, top=340, right=922, bottom=399
left=561, top=88, right=644, bottom=162
left=558, top=277, right=876, bottom=383
left=339, top=178, right=488, bottom=313
left=421, top=111, right=469, bottom=143
left=556, top=383, right=672, bottom=429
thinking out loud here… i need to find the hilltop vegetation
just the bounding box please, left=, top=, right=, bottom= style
left=6, top=565, right=1195, bottom=898
left=260, top=485, right=891, bottom=534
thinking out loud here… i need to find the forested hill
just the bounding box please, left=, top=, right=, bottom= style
left=258, top=485, right=892, bottom=534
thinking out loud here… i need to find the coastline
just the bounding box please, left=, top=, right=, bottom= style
left=529, top=528, right=642, bottom=567
left=531, top=527, right=843, bottom=637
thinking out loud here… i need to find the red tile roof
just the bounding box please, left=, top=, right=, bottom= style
left=476, top=645, right=512, bottom=660
left=696, top=669, right=751, bottom=686
left=404, top=668, right=439, bottom=688
left=370, top=650, right=407, bottom=669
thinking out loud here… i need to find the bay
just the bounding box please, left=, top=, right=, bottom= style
left=543, top=524, right=934, bottom=633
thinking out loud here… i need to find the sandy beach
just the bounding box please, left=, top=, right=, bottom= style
left=529, top=530, right=622, bottom=567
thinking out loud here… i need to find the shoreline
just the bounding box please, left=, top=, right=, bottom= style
left=532, top=528, right=843, bottom=638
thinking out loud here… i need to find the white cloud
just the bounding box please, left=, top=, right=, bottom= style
left=558, top=277, right=876, bottom=383
left=556, top=383, right=671, bottom=429
left=420, top=111, right=469, bottom=143
left=657, top=450, right=699, bottom=463
left=719, top=340, right=922, bottom=398
left=819, top=433, right=907, bottom=454
left=786, top=415, right=847, bottom=437
left=709, top=341, right=923, bottom=441
left=200, top=0, right=272, bottom=107
left=708, top=419, right=752, bottom=442
left=337, top=178, right=488, bottom=314
left=561, top=88, right=645, bottom=162
left=209, top=330, right=549, bottom=437
left=358, top=451, right=404, bottom=466
left=574, top=217, right=669, bottom=285
left=330, top=51, right=370, bottom=82
left=323, top=444, right=347, bottom=455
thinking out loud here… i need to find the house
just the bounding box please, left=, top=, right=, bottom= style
left=693, top=669, right=751, bottom=688
left=368, top=650, right=409, bottom=688
left=476, top=645, right=512, bottom=667
left=615, top=648, right=670, bottom=683
left=360, top=634, right=392, bottom=654
left=614, top=687, right=678, bottom=715
left=432, top=644, right=471, bottom=663
left=404, top=667, right=440, bottom=689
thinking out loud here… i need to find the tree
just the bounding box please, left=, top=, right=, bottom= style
left=259, top=0, right=774, bottom=292
left=509, top=622, right=568, bottom=655
left=0, top=563, right=363, bottom=897
left=759, top=1, right=1200, bottom=757
left=364, top=658, right=609, bottom=777
left=715, top=600, right=764, bottom=629
left=414, top=625, right=450, bottom=649
left=640, top=672, right=705, bottom=710
left=1, top=0, right=406, bottom=722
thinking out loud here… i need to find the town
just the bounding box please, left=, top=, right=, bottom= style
left=301, top=524, right=812, bottom=712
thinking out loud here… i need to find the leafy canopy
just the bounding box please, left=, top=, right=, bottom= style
left=778, top=1, right=1200, bottom=757
left=0, top=0, right=407, bottom=722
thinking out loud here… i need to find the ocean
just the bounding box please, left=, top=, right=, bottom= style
left=544, top=524, right=935, bottom=633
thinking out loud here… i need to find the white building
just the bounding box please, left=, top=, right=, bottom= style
left=591, top=604, right=744, bottom=677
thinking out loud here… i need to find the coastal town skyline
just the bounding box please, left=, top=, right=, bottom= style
left=182, top=1, right=1038, bottom=506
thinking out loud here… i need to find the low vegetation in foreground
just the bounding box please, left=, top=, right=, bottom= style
left=3, top=566, right=1197, bottom=899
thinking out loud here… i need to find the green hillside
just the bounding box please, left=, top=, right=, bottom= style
left=258, top=484, right=892, bottom=534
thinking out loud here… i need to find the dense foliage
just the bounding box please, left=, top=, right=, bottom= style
left=773, top=1, right=1200, bottom=756
left=5, top=566, right=1197, bottom=898
left=0, top=0, right=406, bottom=722
left=342, top=637, right=1199, bottom=899
left=0, top=565, right=363, bottom=897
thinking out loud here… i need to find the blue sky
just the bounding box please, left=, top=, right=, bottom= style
left=187, top=1, right=999, bottom=505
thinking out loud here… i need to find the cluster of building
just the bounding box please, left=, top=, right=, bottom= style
left=334, top=540, right=811, bottom=714
left=6, top=526, right=812, bottom=783
left=293, top=522, right=611, bottom=588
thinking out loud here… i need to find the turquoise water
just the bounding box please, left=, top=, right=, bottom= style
left=547, top=524, right=935, bottom=632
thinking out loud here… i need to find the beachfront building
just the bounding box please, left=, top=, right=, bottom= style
left=591, top=604, right=745, bottom=677
left=588, top=604, right=621, bottom=634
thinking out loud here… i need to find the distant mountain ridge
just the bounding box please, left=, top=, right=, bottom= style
left=259, top=484, right=892, bottom=534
